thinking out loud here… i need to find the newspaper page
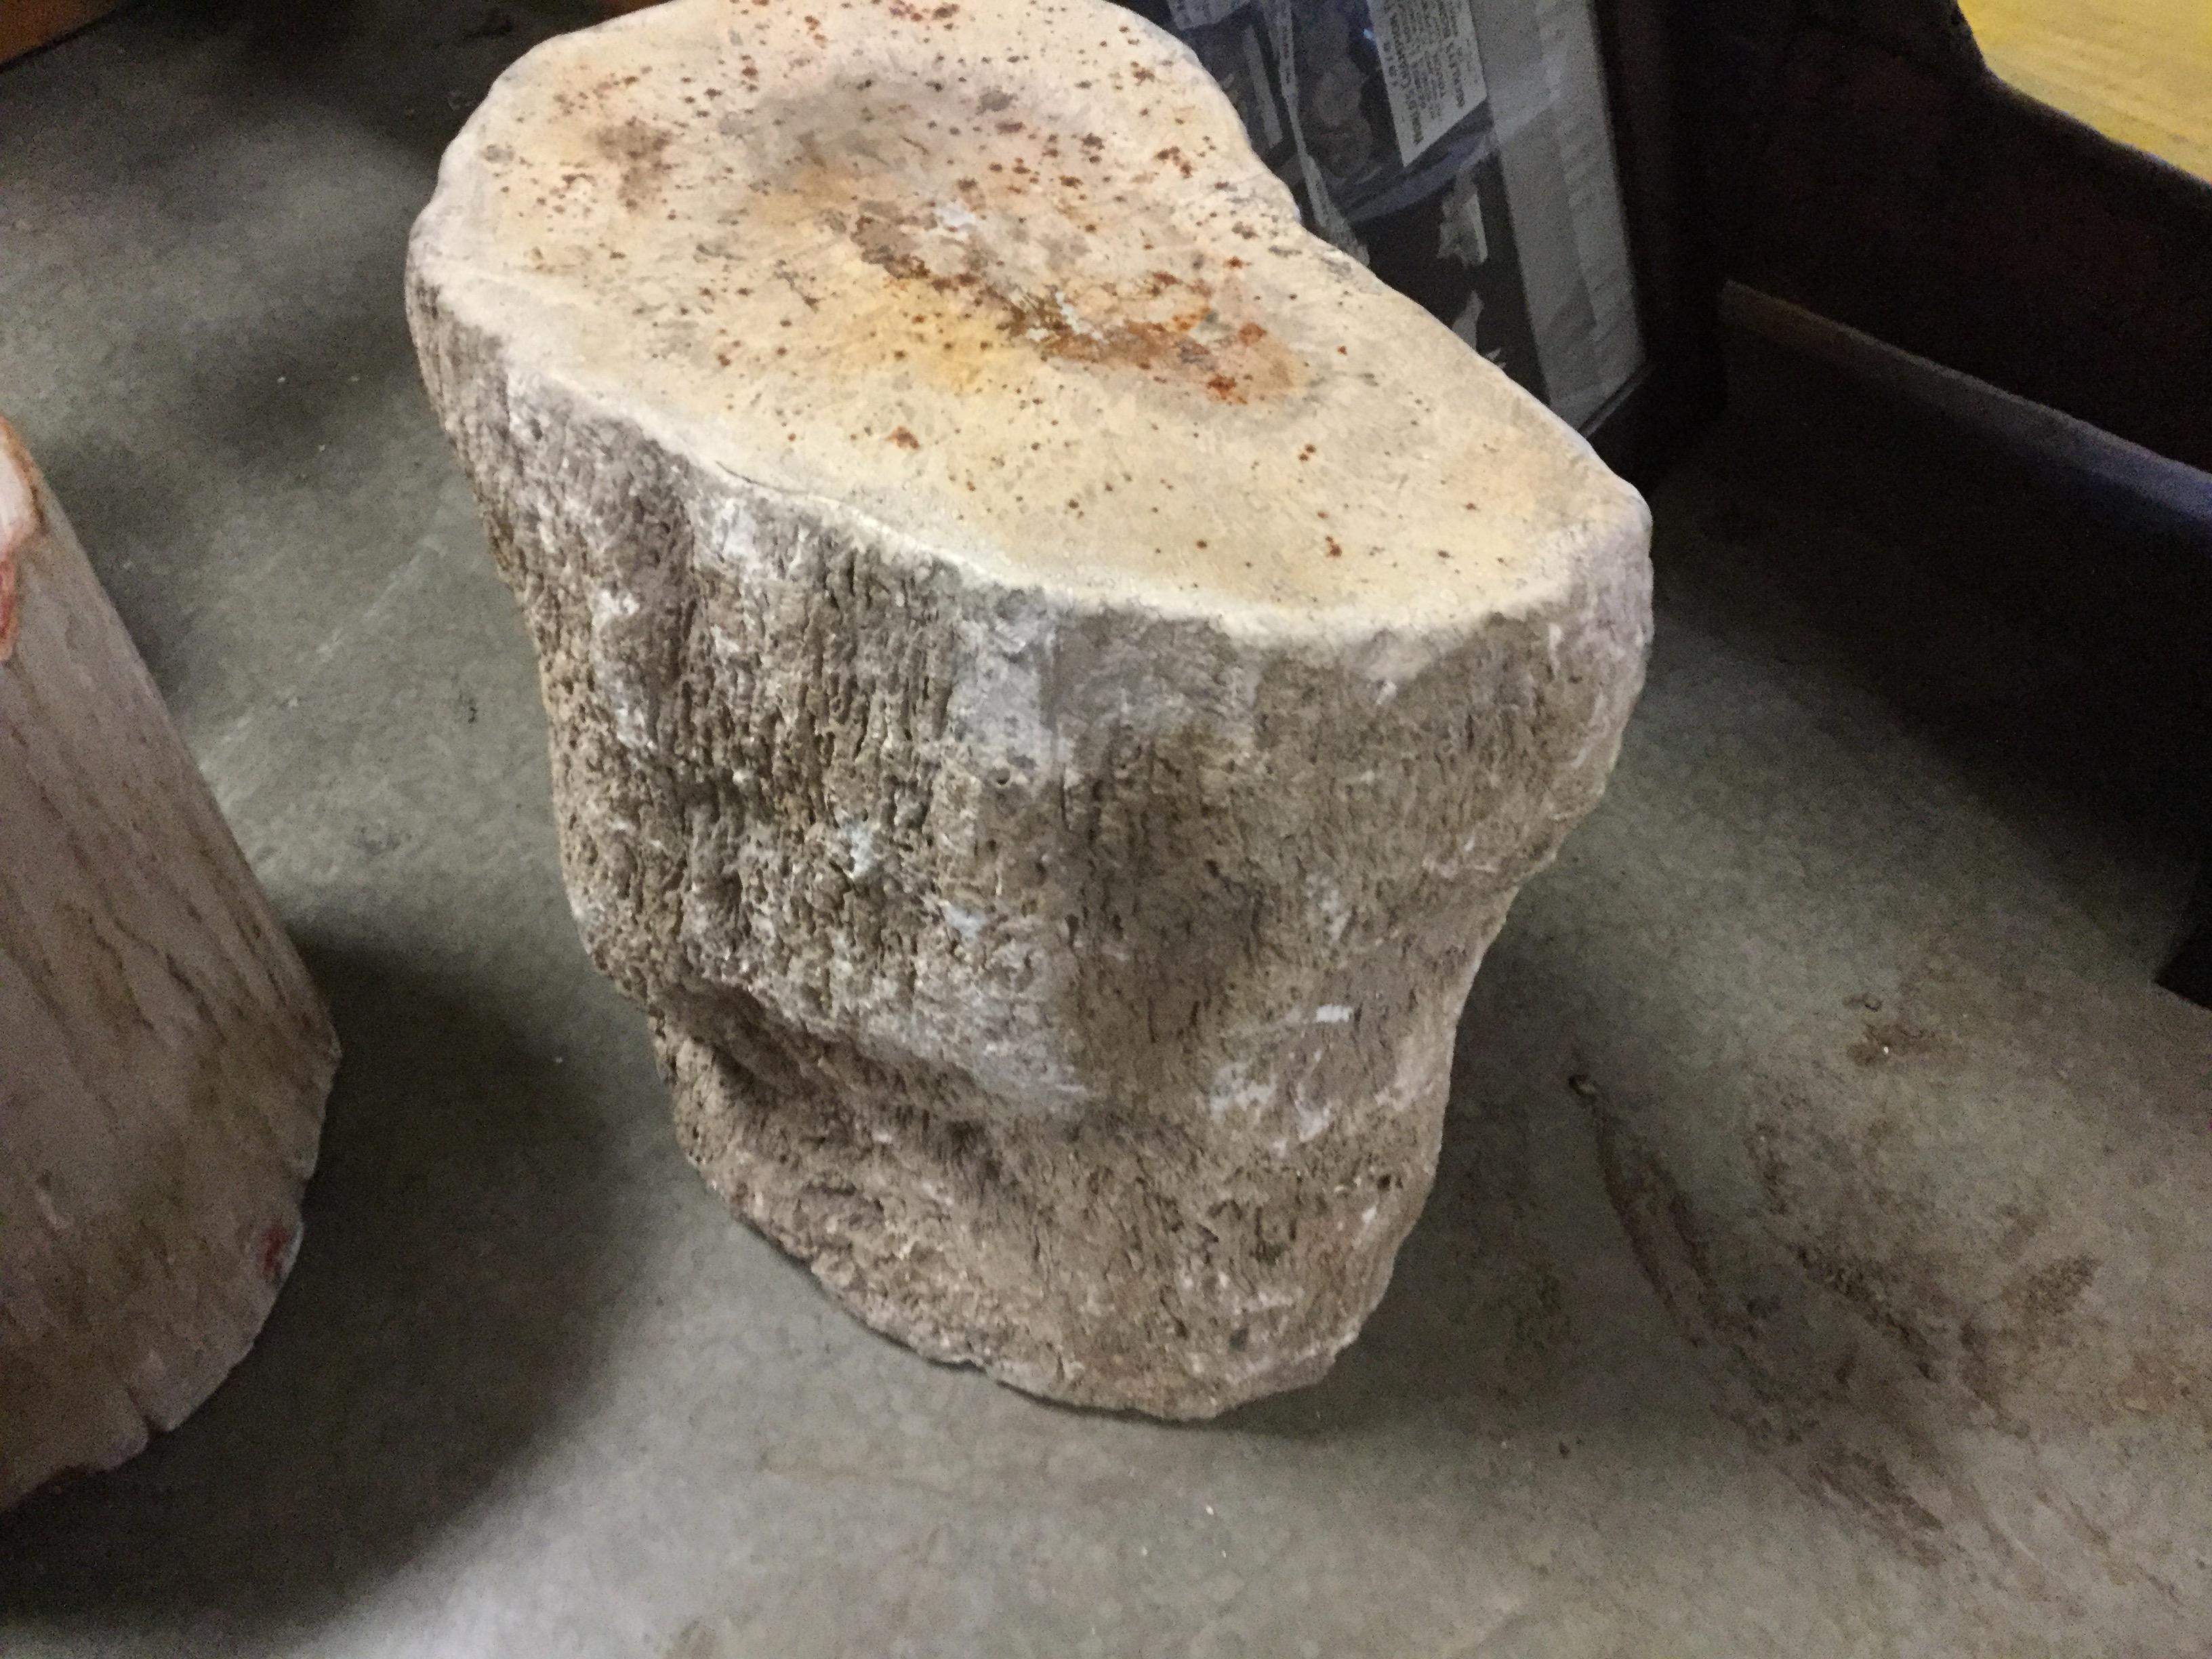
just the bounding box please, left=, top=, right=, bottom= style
left=1132, top=0, right=1643, bottom=430
left=1366, top=0, right=1488, bottom=164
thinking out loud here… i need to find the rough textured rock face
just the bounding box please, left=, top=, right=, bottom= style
left=408, top=0, right=1652, bottom=1416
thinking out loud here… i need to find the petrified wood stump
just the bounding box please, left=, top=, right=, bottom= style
left=0, top=420, right=337, bottom=1506
left=408, top=0, right=1651, bottom=1416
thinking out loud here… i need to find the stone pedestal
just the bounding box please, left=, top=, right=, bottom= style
left=408, top=0, right=1650, bottom=1416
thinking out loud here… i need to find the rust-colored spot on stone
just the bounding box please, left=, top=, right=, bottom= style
left=888, top=426, right=921, bottom=449
left=834, top=178, right=1303, bottom=404
left=257, top=1221, right=294, bottom=1283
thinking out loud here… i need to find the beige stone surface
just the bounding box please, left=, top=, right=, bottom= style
left=408, top=0, right=1650, bottom=1415
left=0, top=420, right=338, bottom=1508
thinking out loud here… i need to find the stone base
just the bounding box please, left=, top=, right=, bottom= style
left=657, top=1002, right=1462, bottom=1418
left=407, top=0, right=1652, bottom=1419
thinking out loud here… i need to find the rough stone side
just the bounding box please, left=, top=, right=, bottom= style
left=410, top=288, right=1646, bottom=1415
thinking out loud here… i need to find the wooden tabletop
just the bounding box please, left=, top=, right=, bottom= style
left=1961, top=0, right=2212, bottom=183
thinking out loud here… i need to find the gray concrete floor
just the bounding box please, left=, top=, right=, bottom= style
left=3, top=5, right=2211, bottom=1654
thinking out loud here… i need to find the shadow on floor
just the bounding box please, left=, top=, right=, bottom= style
left=0, top=937, right=629, bottom=1643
